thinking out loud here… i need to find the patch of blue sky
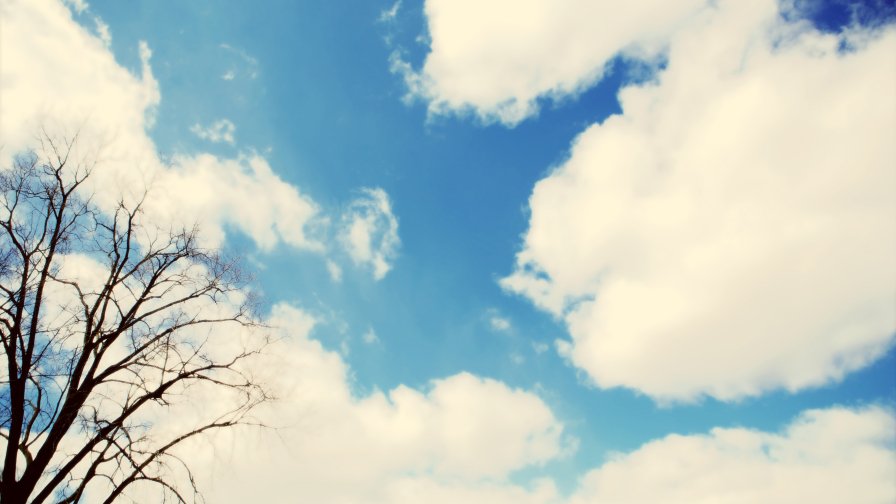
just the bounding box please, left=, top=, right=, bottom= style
left=784, top=0, right=896, bottom=31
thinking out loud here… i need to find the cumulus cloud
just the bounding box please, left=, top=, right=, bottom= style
left=190, top=118, right=236, bottom=144
left=148, top=153, right=323, bottom=251
left=568, top=406, right=896, bottom=504
left=20, top=284, right=896, bottom=503
left=162, top=322, right=896, bottom=504
left=29, top=259, right=571, bottom=503
left=339, top=188, right=401, bottom=280
left=1, top=0, right=322, bottom=253
left=9, top=3, right=896, bottom=503
left=1, top=0, right=159, bottom=172
left=392, top=0, right=707, bottom=125
left=169, top=304, right=569, bottom=503
left=503, top=0, right=896, bottom=401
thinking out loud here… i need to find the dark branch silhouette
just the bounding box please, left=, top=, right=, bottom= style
left=0, top=132, right=270, bottom=503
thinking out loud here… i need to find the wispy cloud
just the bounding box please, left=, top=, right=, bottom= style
left=63, top=0, right=88, bottom=14
left=378, top=0, right=401, bottom=23
left=339, top=188, right=400, bottom=280
left=93, top=16, right=111, bottom=46
left=362, top=327, right=379, bottom=344
left=490, top=315, right=511, bottom=332
left=190, top=118, right=236, bottom=145
left=220, top=42, right=259, bottom=80
left=326, top=259, right=343, bottom=282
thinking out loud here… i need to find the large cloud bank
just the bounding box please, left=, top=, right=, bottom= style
left=503, top=0, right=896, bottom=401
left=165, top=307, right=896, bottom=504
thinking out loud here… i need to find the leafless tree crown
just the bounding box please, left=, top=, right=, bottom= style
left=0, top=134, right=270, bottom=504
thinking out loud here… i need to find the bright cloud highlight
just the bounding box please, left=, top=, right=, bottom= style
left=393, top=0, right=707, bottom=125
left=177, top=318, right=896, bottom=504
left=176, top=304, right=569, bottom=503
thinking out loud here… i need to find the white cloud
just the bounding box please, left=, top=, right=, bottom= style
left=24, top=233, right=570, bottom=504
left=24, top=287, right=896, bottom=503
left=568, top=406, right=896, bottom=504
left=1, top=0, right=322, bottom=254
left=147, top=152, right=323, bottom=251
left=503, top=0, right=896, bottom=401
left=1, top=0, right=159, bottom=175
left=339, top=188, right=401, bottom=280
left=9, top=3, right=896, bottom=503
left=169, top=304, right=569, bottom=504
left=160, top=321, right=896, bottom=504
left=393, top=0, right=707, bottom=125
left=29, top=264, right=570, bottom=502
left=190, top=118, right=236, bottom=144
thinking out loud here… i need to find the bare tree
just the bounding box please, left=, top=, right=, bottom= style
left=0, top=133, right=269, bottom=503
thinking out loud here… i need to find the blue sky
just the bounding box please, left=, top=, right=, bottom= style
left=3, top=0, right=896, bottom=501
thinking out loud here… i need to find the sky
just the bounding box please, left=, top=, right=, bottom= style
left=1, top=0, right=896, bottom=502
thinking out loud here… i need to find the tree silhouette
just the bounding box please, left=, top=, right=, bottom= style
left=0, top=133, right=269, bottom=503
